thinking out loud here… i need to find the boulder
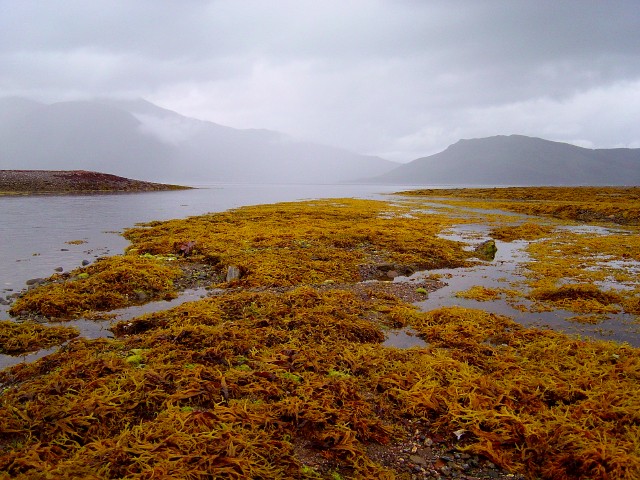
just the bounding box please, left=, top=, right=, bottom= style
left=475, top=239, right=497, bottom=260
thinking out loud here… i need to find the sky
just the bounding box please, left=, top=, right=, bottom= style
left=1, top=0, right=639, bottom=162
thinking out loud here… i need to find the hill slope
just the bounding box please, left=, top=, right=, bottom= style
left=372, top=135, right=640, bottom=186
left=0, top=98, right=397, bottom=184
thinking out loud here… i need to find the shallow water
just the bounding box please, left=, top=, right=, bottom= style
left=409, top=223, right=639, bottom=346
left=383, top=326, right=429, bottom=349
left=0, top=287, right=210, bottom=370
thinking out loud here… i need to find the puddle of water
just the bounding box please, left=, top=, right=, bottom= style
left=0, top=287, right=210, bottom=371
left=558, top=225, right=625, bottom=235
left=412, top=225, right=640, bottom=346
left=47, top=287, right=211, bottom=339
left=383, top=327, right=429, bottom=349
left=0, top=345, right=61, bottom=371
left=438, top=224, right=491, bottom=246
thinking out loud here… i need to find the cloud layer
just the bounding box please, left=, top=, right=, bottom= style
left=2, top=0, right=639, bottom=161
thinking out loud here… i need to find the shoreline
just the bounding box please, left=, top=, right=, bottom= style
left=0, top=169, right=191, bottom=195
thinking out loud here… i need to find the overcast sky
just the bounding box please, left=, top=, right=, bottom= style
left=2, top=0, right=639, bottom=161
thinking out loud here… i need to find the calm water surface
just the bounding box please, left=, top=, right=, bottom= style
left=0, top=183, right=415, bottom=309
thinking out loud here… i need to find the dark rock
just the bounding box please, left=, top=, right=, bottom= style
left=409, top=454, right=428, bottom=466
left=376, top=263, right=396, bottom=272
left=0, top=297, right=9, bottom=305
left=475, top=239, right=497, bottom=260
left=82, top=259, right=90, bottom=266
left=439, top=466, right=451, bottom=476
left=25, top=278, right=44, bottom=286
left=54, top=267, right=63, bottom=272
left=364, top=263, right=416, bottom=280
left=135, top=291, right=149, bottom=302
left=175, top=240, right=197, bottom=257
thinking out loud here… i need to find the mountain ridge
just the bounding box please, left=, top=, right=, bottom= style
left=370, top=134, right=640, bottom=186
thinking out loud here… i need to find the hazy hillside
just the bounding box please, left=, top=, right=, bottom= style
left=372, top=135, right=640, bottom=186
left=0, top=97, right=397, bottom=184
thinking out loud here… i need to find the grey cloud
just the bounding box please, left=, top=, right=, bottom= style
left=1, top=0, right=639, bottom=161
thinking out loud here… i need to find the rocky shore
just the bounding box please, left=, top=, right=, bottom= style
left=0, top=169, right=190, bottom=195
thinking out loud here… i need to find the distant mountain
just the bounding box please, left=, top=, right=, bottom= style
left=0, top=97, right=397, bottom=184
left=371, top=135, right=640, bottom=186
left=0, top=97, right=44, bottom=130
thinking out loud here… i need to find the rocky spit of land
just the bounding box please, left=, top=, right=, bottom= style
left=0, top=170, right=190, bottom=195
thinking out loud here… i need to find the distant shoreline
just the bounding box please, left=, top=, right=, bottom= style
left=0, top=170, right=191, bottom=195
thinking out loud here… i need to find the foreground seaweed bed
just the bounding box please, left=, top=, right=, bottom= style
left=1, top=195, right=639, bottom=479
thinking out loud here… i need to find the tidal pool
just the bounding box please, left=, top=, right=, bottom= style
left=408, top=221, right=639, bottom=346
left=0, top=287, right=209, bottom=370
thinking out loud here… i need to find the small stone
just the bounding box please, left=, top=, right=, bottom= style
left=82, top=259, right=90, bottom=266
left=54, top=267, right=63, bottom=272
left=226, top=265, right=241, bottom=282
left=409, top=455, right=428, bottom=467
left=25, top=278, right=44, bottom=286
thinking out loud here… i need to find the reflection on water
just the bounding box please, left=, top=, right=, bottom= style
left=0, top=345, right=60, bottom=371
left=383, top=327, right=429, bottom=349
left=0, top=287, right=210, bottom=370
left=410, top=224, right=639, bottom=346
